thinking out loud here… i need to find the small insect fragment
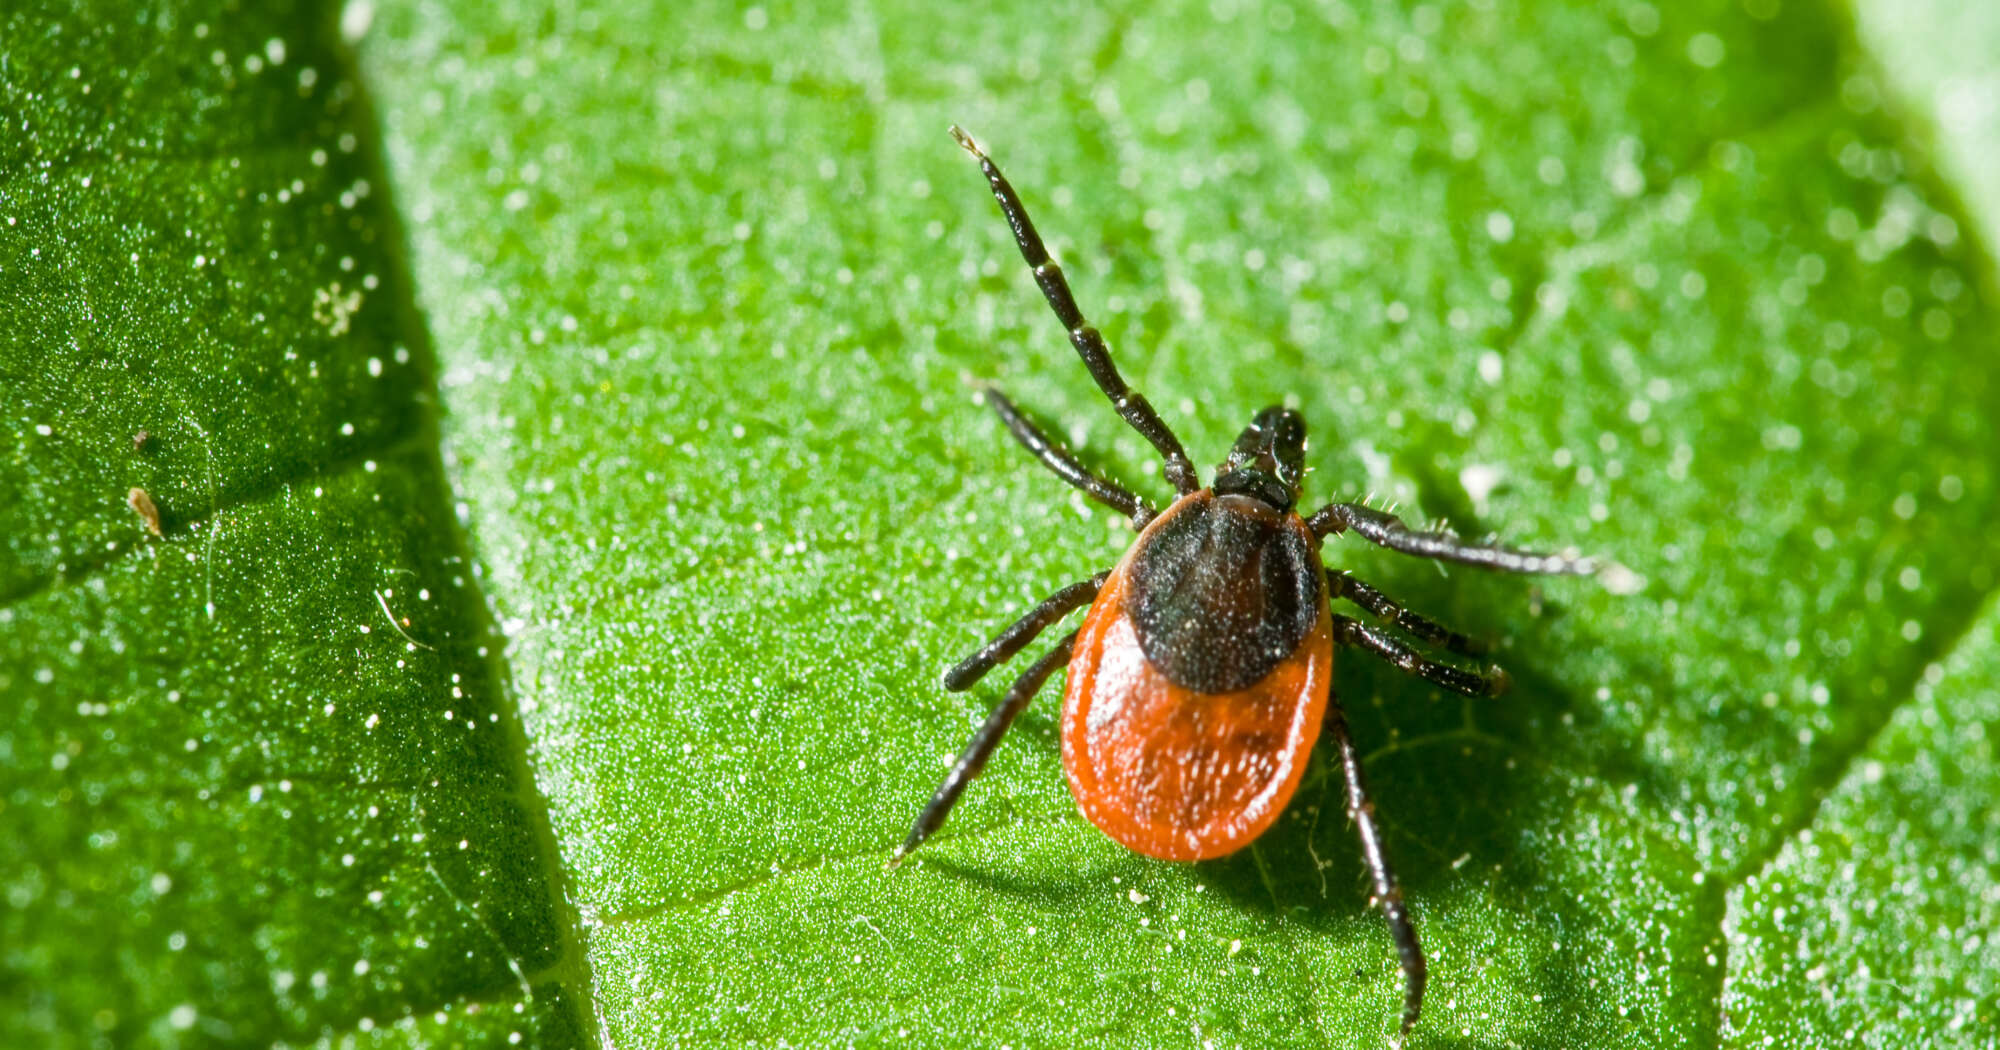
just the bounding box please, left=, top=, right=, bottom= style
left=128, top=487, right=164, bottom=537
left=373, top=588, right=435, bottom=651
left=132, top=429, right=153, bottom=452
left=891, top=125, right=1602, bottom=1041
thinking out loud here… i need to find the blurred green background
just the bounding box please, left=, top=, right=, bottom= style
left=4, top=1, right=1999, bottom=1047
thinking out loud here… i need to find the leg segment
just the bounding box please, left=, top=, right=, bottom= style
left=950, top=126, right=1199, bottom=496
left=1334, top=616, right=1509, bottom=697
left=1324, top=702, right=1427, bottom=1042
left=893, top=630, right=1078, bottom=864
left=941, top=572, right=1107, bottom=692
left=1326, top=569, right=1486, bottom=657
left=983, top=388, right=1155, bottom=529
left=1308, top=501, right=1595, bottom=575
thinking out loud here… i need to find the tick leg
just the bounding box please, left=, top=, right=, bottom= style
left=941, top=572, right=1107, bottom=692
left=1334, top=615, right=1509, bottom=697
left=1324, top=702, right=1427, bottom=1042
left=893, top=630, right=1079, bottom=865
left=1326, top=568, right=1487, bottom=658
left=1307, top=501, right=1594, bottom=575
left=983, top=388, right=1155, bottom=529
left=950, top=125, right=1199, bottom=496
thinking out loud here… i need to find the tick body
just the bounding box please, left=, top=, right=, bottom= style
left=895, top=125, right=1595, bottom=1043
left=1066, top=489, right=1333, bottom=862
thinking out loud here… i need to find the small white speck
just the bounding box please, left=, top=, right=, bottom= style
left=1687, top=33, right=1725, bottom=68
left=1599, top=562, right=1645, bottom=595
left=169, top=1005, right=197, bottom=1030
left=1459, top=464, right=1502, bottom=504
left=1535, top=282, right=1568, bottom=316
left=1608, top=153, right=1645, bottom=198
left=341, top=0, right=375, bottom=43
left=1761, top=424, right=1802, bottom=451
left=1485, top=211, right=1514, bottom=243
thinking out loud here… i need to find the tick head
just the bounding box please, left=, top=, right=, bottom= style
left=1214, top=406, right=1306, bottom=511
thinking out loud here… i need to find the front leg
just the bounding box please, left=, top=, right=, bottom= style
left=1309, top=501, right=1594, bottom=575
left=950, top=125, right=1200, bottom=495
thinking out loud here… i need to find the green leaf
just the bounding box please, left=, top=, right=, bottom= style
left=10, top=0, right=2000, bottom=1047
left=1, top=3, right=587, bottom=1045
left=1721, top=593, right=2000, bottom=1043
left=353, top=0, right=2000, bottom=1045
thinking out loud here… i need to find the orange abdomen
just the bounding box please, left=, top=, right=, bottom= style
left=1060, top=542, right=1334, bottom=861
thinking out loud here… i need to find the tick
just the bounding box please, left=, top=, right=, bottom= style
left=893, top=126, right=1596, bottom=1040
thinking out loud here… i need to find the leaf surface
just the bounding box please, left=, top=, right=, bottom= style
left=7, top=0, right=2000, bottom=1047
left=1, top=3, right=587, bottom=1045
left=358, top=0, right=2000, bottom=1046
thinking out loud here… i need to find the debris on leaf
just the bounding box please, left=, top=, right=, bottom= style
left=128, top=487, right=163, bottom=537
